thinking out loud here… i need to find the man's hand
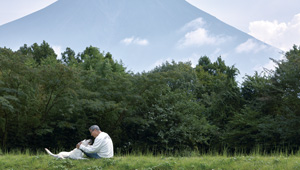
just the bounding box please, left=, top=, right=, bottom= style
left=76, top=142, right=82, bottom=149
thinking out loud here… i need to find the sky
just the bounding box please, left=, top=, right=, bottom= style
left=0, top=0, right=300, bottom=52
left=186, top=0, right=300, bottom=52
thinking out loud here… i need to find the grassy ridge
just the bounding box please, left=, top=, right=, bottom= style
left=1, top=151, right=300, bottom=170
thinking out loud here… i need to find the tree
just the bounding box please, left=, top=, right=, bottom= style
left=266, top=45, right=300, bottom=149
left=226, top=45, right=300, bottom=151
left=195, top=56, right=241, bottom=128
left=0, top=47, right=39, bottom=149
left=123, top=61, right=214, bottom=152
left=61, top=47, right=79, bottom=66
left=0, top=46, right=83, bottom=150
left=19, top=41, right=57, bottom=65
left=271, top=45, right=300, bottom=115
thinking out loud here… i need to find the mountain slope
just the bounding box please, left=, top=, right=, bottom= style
left=0, top=0, right=281, bottom=80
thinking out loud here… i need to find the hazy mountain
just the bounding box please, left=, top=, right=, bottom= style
left=0, top=0, right=282, bottom=80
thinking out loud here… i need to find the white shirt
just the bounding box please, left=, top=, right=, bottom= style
left=79, top=132, right=114, bottom=158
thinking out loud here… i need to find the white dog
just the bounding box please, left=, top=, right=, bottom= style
left=45, top=139, right=91, bottom=159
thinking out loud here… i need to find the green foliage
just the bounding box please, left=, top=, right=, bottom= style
left=61, top=47, right=78, bottom=66
left=2, top=153, right=300, bottom=170
left=1, top=42, right=300, bottom=155
left=225, top=45, right=300, bottom=152
left=225, top=107, right=261, bottom=150
left=123, top=62, right=215, bottom=152
left=271, top=45, right=300, bottom=115
left=195, top=56, right=241, bottom=126
left=194, top=56, right=241, bottom=149
left=19, top=41, right=57, bottom=65
left=0, top=45, right=81, bottom=149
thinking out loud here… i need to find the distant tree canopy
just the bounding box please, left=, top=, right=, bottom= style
left=1, top=41, right=300, bottom=154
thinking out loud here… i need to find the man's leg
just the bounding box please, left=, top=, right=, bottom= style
left=82, top=151, right=101, bottom=159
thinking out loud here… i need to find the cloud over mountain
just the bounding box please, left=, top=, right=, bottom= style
left=235, top=39, right=267, bottom=54
left=121, top=37, right=149, bottom=46
left=178, top=17, right=231, bottom=48
left=179, top=28, right=223, bottom=47
left=249, top=13, right=300, bottom=51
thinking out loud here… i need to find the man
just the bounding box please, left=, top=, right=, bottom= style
left=76, top=125, right=114, bottom=158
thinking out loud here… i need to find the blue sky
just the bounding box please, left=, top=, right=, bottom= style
left=0, top=0, right=299, bottom=51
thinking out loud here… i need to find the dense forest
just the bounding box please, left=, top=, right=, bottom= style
left=1, top=41, right=300, bottom=154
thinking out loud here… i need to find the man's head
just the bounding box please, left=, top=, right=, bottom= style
left=89, top=125, right=101, bottom=138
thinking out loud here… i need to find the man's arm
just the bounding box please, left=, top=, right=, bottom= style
left=76, top=142, right=82, bottom=149
left=79, top=138, right=102, bottom=153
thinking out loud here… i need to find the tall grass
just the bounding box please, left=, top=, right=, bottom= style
left=1, top=148, right=300, bottom=170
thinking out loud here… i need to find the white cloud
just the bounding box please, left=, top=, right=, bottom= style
left=248, top=13, right=300, bottom=51
left=178, top=28, right=231, bottom=48
left=235, top=39, right=267, bottom=53
left=121, top=37, right=149, bottom=46
left=180, top=17, right=205, bottom=32
left=178, top=18, right=231, bottom=48
left=179, top=28, right=217, bottom=47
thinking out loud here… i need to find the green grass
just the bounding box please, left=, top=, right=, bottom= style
left=1, top=150, right=300, bottom=170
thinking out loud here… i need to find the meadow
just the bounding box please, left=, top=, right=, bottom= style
left=1, top=149, right=300, bottom=170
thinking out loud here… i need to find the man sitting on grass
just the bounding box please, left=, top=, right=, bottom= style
left=76, top=125, right=113, bottom=159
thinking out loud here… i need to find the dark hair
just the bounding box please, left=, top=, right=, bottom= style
left=89, top=125, right=100, bottom=131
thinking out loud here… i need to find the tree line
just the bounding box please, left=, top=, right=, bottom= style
left=1, top=41, right=300, bottom=154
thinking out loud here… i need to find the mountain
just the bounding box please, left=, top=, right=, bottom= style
left=0, top=0, right=281, bottom=81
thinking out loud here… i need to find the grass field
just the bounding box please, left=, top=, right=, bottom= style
left=1, top=150, right=300, bottom=170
